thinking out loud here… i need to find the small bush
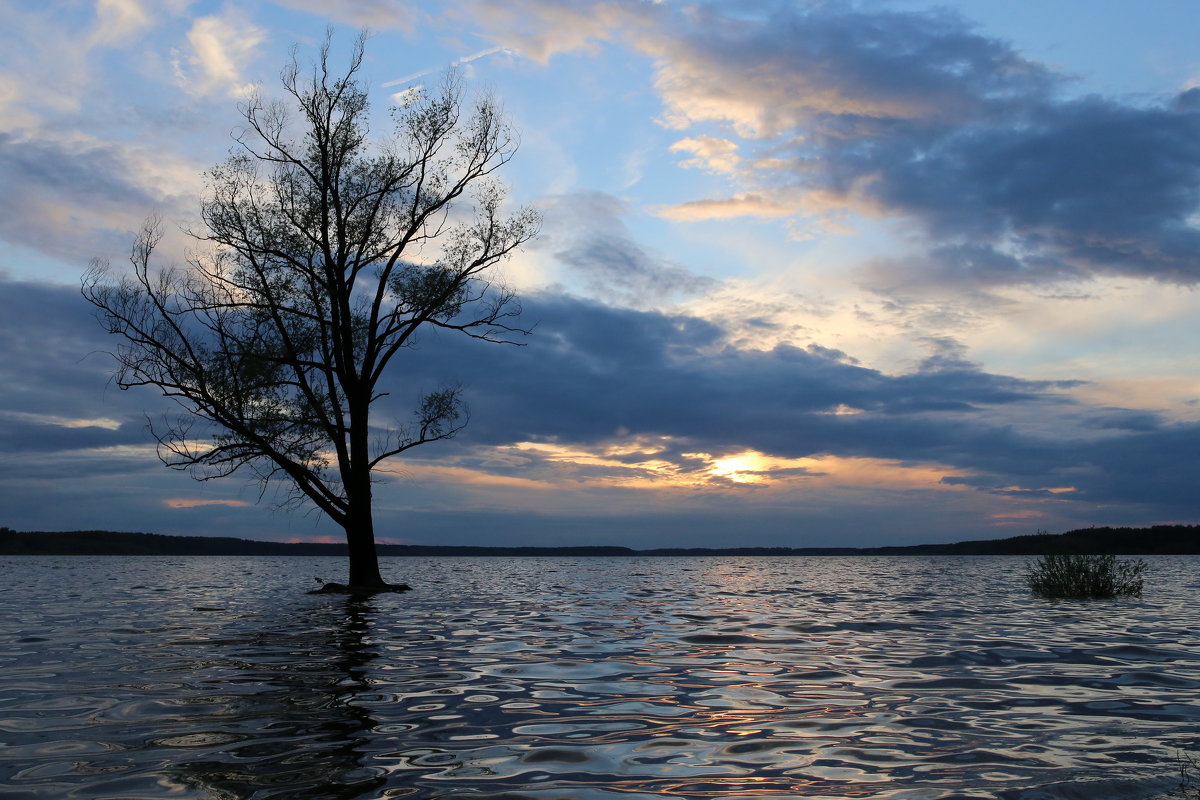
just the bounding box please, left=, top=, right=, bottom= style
left=1025, top=553, right=1146, bottom=599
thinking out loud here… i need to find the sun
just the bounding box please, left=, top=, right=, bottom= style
left=709, top=453, right=766, bottom=484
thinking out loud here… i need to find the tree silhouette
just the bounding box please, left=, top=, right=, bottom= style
left=83, top=36, right=538, bottom=590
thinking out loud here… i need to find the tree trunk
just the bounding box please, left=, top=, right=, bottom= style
left=342, top=389, right=386, bottom=588
left=344, top=505, right=385, bottom=587
left=311, top=501, right=411, bottom=594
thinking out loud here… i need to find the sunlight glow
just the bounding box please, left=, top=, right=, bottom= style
left=709, top=453, right=768, bottom=483
left=0, top=410, right=122, bottom=430
left=394, top=439, right=975, bottom=502
left=163, top=498, right=251, bottom=509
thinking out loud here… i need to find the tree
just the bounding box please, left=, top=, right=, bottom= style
left=83, top=37, right=538, bottom=591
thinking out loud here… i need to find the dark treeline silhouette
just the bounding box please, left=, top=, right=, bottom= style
left=2, top=525, right=1198, bottom=557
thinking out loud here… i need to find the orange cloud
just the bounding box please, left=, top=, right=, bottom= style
left=163, top=498, right=251, bottom=509
left=399, top=440, right=973, bottom=499
left=669, top=135, right=741, bottom=174
left=656, top=192, right=797, bottom=221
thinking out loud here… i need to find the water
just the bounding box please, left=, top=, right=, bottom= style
left=2, top=555, right=1199, bottom=799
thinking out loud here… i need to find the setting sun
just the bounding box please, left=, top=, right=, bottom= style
left=709, top=453, right=767, bottom=483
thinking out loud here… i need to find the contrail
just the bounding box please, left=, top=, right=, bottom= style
left=381, top=46, right=511, bottom=88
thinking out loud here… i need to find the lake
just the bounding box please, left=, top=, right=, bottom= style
left=2, top=555, right=1199, bottom=799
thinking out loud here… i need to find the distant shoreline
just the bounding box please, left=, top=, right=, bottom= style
left=1, top=525, right=1198, bottom=556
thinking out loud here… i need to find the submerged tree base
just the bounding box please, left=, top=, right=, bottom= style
left=308, top=582, right=413, bottom=595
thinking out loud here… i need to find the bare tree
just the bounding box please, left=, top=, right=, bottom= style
left=83, top=36, right=538, bottom=591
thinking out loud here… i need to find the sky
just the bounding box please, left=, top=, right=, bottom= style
left=2, top=0, right=1199, bottom=549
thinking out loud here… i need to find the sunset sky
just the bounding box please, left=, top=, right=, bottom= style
left=2, top=0, right=1199, bottom=548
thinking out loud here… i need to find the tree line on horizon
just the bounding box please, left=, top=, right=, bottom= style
left=2, top=525, right=1198, bottom=557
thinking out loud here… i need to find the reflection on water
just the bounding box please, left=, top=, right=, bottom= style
left=2, top=555, right=1199, bottom=799
left=170, top=598, right=386, bottom=799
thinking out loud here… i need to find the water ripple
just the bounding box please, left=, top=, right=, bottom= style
left=2, top=555, right=1199, bottom=798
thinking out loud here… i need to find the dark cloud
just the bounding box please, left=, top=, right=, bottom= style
left=0, top=132, right=181, bottom=261
left=0, top=419, right=136, bottom=454
left=941, top=420, right=1200, bottom=511
left=0, top=279, right=137, bottom=415
left=0, top=133, right=150, bottom=207
left=1081, top=409, right=1164, bottom=432
left=395, top=294, right=1089, bottom=464
left=0, top=278, right=319, bottom=537
left=851, top=96, right=1200, bottom=284
left=393, top=291, right=1200, bottom=521
left=0, top=278, right=175, bottom=461
left=541, top=191, right=717, bottom=306
left=644, top=3, right=1200, bottom=286
left=4, top=275, right=1196, bottom=541
left=657, top=3, right=1056, bottom=131
left=1074, top=425, right=1200, bottom=507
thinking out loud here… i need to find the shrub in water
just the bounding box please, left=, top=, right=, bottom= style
left=1025, top=553, right=1146, bottom=599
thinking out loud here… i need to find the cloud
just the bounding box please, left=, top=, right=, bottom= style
left=463, top=0, right=631, bottom=63
left=163, top=498, right=252, bottom=509
left=541, top=191, right=717, bottom=306
left=90, top=0, right=153, bottom=47
left=373, top=291, right=1200, bottom=527
left=2, top=275, right=1195, bottom=543
left=1074, top=425, right=1200, bottom=507
left=0, top=74, right=26, bottom=126
left=0, top=4, right=90, bottom=123
left=270, top=0, right=421, bottom=31
left=506, top=2, right=1200, bottom=288
left=0, top=279, right=155, bottom=426
left=656, top=192, right=798, bottom=221
left=173, top=9, right=266, bottom=97
left=395, top=293, right=1066, bottom=451
left=862, top=242, right=1074, bottom=292
left=848, top=96, right=1200, bottom=285
left=0, top=130, right=197, bottom=264
left=0, top=276, right=329, bottom=538
left=669, top=135, right=740, bottom=174
left=644, top=4, right=1055, bottom=137
left=0, top=411, right=121, bottom=430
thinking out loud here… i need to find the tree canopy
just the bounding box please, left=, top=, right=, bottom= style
left=83, top=36, right=539, bottom=590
